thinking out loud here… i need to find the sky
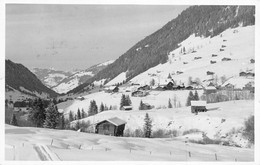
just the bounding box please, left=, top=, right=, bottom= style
left=6, top=4, right=189, bottom=71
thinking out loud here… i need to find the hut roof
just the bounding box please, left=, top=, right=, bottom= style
left=106, top=117, right=127, bottom=126
left=191, top=101, right=207, bottom=106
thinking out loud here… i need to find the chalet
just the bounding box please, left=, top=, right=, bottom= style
left=194, top=57, right=202, bottom=60
left=223, top=39, right=227, bottom=42
left=154, top=86, right=165, bottom=91
left=239, top=71, right=247, bottom=77
left=220, top=49, right=225, bottom=51
left=105, top=86, right=119, bottom=93
left=207, top=71, right=215, bottom=75
left=183, top=62, right=188, bottom=64
left=250, top=59, right=255, bottom=63
left=186, top=86, right=193, bottom=90
left=212, top=54, right=218, bottom=57
left=221, top=45, right=226, bottom=48
left=95, top=117, right=126, bottom=136
left=122, top=106, right=133, bottom=111
left=176, top=71, right=183, bottom=75
left=14, top=101, right=30, bottom=112
left=246, top=72, right=255, bottom=77
left=163, top=82, right=175, bottom=90
left=137, top=85, right=150, bottom=91
left=210, top=60, right=216, bottom=64
left=239, top=71, right=255, bottom=77
left=131, top=90, right=148, bottom=97
left=204, top=86, right=217, bottom=95
left=76, top=96, right=85, bottom=101
left=191, top=101, right=207, bottom=113
left=176, top=85, right=186, bottom=90
left=222, top=57, right=231, bottom=61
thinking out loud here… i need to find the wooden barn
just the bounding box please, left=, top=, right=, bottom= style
left=122, top=106, right=133, bottom=111
left=105, top=86, right=119, bottom=93
left=204, top=86, right=217, bottom=95
left=131, top=90, right=148, bottom=97
left=191, top=101, right=207, bottom=113
left=95, top=117, right=126, bottom=136
left=137, top=85, right=150, bottom=91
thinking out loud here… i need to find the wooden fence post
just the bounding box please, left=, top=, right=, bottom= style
left=215, top=153, right=218, bottom=161
left=189, top=151, right=191, bottom=157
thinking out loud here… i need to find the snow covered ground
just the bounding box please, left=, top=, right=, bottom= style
left=129, top=25, right=254, bottom=87
left=72, top=100, right=254, bottom=147
left=5, top=123, right=253, bottom=161
left=59, top=90, right=205, bottom=116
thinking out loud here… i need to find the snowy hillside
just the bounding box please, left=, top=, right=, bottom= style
left=5, top=123, right=253, bottom=161
left=128, top=25, right=254, bottom=87
left=52, top=60, right=114, bottom=94
left=70, top=100, right=253, bottom=147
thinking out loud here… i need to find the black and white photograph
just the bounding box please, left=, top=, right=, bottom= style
left=2, top=1, right=259, bottom=163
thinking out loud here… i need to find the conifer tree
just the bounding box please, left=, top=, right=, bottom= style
left=143, top=113, right=152, bottom=138
left=10, top=114, right=18, bottom=126
left=77, top=108, right=81, bottom=120
left=125, top=95, right=132, bottom=106
left=194, top=90, right=199, bottom=101
left=168, top=98, right=173, bottom=108
left=88, top=100, right=98, bottom=116
left=186, top=91, right=194, bottom=106
left=28, top=98, right=46, bottom=127
left=60, top=114, right=65, bottom=129
left=69, top=111, right=74, bottom=122
left=120, top=94, right=126, bottom=109
left=139, top=100, right=144, bottom=110
left=81, top=109, right=86, bottom=118
left=43, top=103, right=60, bottom=129
left=104, top=105, right=108, bottom=111
left=100, top=102, right=105, bottom=112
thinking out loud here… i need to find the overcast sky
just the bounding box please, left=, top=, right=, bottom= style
left=6, top=4, right=188, bottom=71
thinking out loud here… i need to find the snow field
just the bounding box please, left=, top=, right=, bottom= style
left=5, top=124, right=254, bottom=161
left=129, top=25, right=254, bottom=87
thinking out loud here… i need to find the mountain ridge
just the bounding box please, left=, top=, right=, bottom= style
left=68, top=5, right=255, bottom=94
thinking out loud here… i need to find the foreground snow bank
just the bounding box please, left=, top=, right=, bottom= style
left=5, top=124, right=253, bottom=161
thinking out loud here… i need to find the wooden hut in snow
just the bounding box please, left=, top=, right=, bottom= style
left=95, top=117, right=126, bottom=136
left=191, top=101, right=207, bottom=113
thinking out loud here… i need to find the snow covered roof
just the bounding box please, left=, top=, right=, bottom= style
left=191, top=101, right=207, bottom=106
left=123, top=106, right=133, bottom=109
left=106, top=117, right=127, bottom=126
left=205, top=86, right=216, bottom=90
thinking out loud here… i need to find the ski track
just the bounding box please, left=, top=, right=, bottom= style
left=34, top=144, right=60, bottom=161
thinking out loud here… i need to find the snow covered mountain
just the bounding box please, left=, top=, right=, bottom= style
left=5, top=60, right=58, bottom=101
left=48, top=60, right=114, bottom=94
left=31, top=68, right=73, bottom=88
left=68, top=5, right=255, bottom=94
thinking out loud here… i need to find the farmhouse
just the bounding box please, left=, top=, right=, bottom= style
left=137, top=85, right=150, bottom=91
left=204, top=86, right=217, bottom=95
left=222, top=57, right=231, bottom=61
left=191, top=101, right=207, bottom=113
left=122, top=106, right=133, bottom=111
left=95, top=117, right=126, bottom=136
left=14, top=101, right=30, bottom=112
left=131, top=90, right=148, bottom=97
left=105, top=86, right=119, bottom=93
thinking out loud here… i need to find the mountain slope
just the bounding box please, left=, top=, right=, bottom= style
left=68, top=5, right=255, bottom=94
left=31, top=68, right=72, bottom=88
left=51, top=60, right=114, bottom=94
left=5, top=60, right=58, bottom=99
